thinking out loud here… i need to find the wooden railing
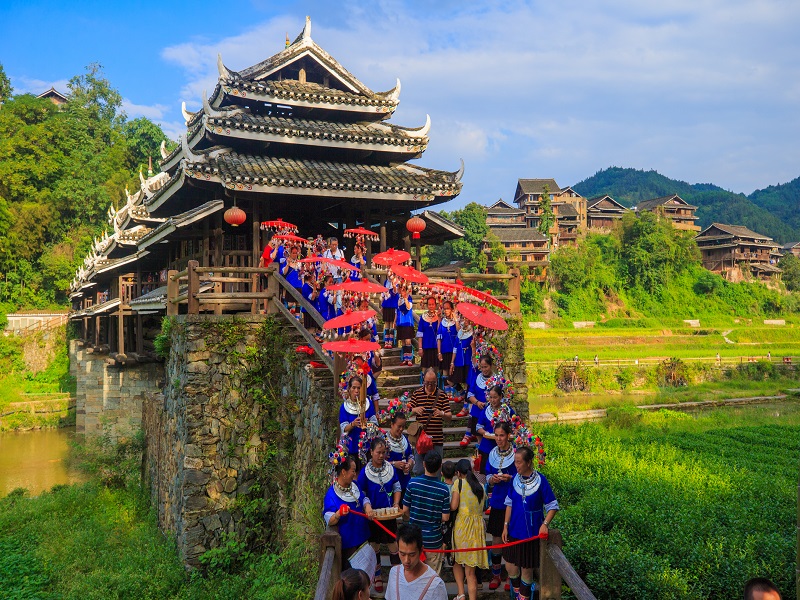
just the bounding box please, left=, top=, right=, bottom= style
left=167, top=261, right=274, bottom=315
left=312, top=526, right=595, bottom=600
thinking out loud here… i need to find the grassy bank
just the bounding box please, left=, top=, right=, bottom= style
left=544, top=402, right=800, bottom=598
left=0, top=436, right=315, bottom=600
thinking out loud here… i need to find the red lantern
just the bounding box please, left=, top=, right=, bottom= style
left=406, top=215, right=426, bottom=240
left=224, top=205, right=246, bottom=227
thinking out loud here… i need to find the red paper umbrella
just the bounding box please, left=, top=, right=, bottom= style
left=372, top=248, right=411, bottom=267
left=322, top=338, right=380, bottom=353
left=326, top=258, right=360, bottom=272
left=462, top=286, right=511, bottom=311
left=390, top=264, right=429, bottom=284
left=322, top=309, right=377, bottom=330
left=299, top=256, right=335, bottom=264
left=456, top=302, right=508, bottom=331
left=328, top=280, right=386, bottom=294
left=260, top=218, right=298, bottom=232
left=344, top=227, right=380, bottom=242
left=273, top=233, right=310, bottom=246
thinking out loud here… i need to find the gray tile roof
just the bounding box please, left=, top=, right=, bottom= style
left=698, top=223, right=774, bottom=241
left=229, top=78, right=398, bottom=108
left=186, top=152, right=462, bottom=196
left=486, top=227, right=547, bottom=243
left=206, top=112, right=427, bottom=148
left=636, top=194, right=697, bottom=211
left=518, top=178, right=561, bottom=195
left=557, top=204, right=578, bottom=217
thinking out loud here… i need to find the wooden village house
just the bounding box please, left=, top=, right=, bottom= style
left=68, top=17, right=464, bottom=361
left=782, top=241, right=800, bottom=259
left=586, top=195, right=630, bottom=231
left=512, top=179, right=587, bottom=245
left=482, top=227, right=549, bottom=269
left=486, top=200, right=526, bottom=228
left=635, top=194, right=700, bottom=232
left=695, top=223, right=782, bottom=281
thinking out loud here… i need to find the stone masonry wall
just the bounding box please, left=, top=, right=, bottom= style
left=70, top=339, right=163, bottom=440
left=142, top=315, right=337, bottom=567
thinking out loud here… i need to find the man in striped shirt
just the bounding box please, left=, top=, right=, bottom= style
left=408, top=368, right=452, bottom=476
left=402, top=452, right=451, bottom=575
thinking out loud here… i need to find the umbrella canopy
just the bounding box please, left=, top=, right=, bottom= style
left=391, top=264, right=429, bottom=284
left=462, top=286, right=511, bottom=311
left=327, top=280, right=386, bottom=294
left=344, top=227, right=379, bottom=242
left=299, top=256, right=335, bottom=264
left=372, top=248, right=411, bottom=267
left=326, top=258, right=360, bottom=272
left=322, top=309, right=377, bottom=330
left=260, top=218, right=298, bottom=232
left=273, top=233, right=309, bottom=246
left=456, top=301, right=508, bottom=331
left=322, top=338, right=381, bottom=353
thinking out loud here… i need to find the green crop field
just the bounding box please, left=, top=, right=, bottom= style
left=543, top=402, right=800, bottom=599
left=524, top=323, right=800, bottom=364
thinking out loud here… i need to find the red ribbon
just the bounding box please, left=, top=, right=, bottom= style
left=341, top=506, right=547, bottom=553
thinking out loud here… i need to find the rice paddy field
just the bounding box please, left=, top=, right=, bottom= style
left=523, top=320, right=800, bottom=413
left=544, top=402, right=800, bottom=599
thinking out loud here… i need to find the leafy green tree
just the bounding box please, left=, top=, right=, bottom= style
left=0, top=63, right=12, bottom=104
left=538, top=184, right=555, bottom=235
left=123, top=117, right=170, bottom=172
left=779, top=253, right=800, bottom=291
left=67, top=63, right=123, bottom=125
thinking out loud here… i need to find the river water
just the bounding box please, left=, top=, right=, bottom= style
left=0, top=428, right=85, bottom=497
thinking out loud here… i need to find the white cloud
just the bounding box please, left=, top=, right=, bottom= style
left=121, top=99, right=168, bottom=120
left=10, top=76, right=69, bottom=96
left=155, top=1, right=800, bottom=201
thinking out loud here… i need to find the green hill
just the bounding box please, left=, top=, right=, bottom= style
left=748, top=176, right=800, bottom=236
left=573, top=167, right=800, bottom=243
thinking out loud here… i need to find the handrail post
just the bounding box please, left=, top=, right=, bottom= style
left=509, top=267, right=521, bottom=314
left=167, top=270, right=178, bottom=316
left=266, top=265, right=279, bottom=314
left=316, top=528, right=341, bottom=600
left=540, top=528, right=563, bottom=600
left=187, top=260, right=200, bottom=315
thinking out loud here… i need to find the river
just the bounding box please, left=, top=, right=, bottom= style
left=0, top=428, right=85, bottom=497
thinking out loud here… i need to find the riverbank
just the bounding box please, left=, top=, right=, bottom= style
left=0, top=434, right=315, bottom=600
left=0, top=395, right=76, bottom=431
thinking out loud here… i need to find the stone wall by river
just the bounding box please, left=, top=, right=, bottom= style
left=142, top=315, right=337, bottom=567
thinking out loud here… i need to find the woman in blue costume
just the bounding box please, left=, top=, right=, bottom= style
left=356, top=437, right=401, bottom=593
left=416, top=296, right=440, bottom=382
left=381, top=278, right=399, bottom=348
left=452, top=320, right=474, bottom=418
left=339, top=375, right=377, bottom=470
left=281, top=244, right=303, bottom=314
left=436, top=301, right=457, bottom=393
left=324, top=454, right=377, bottom=577
left=385, top=412, right=414, bottom=494
left=460, top=354, right=496, bottom=448
left=476, top=385, right=516, bottom=474
left=395, top=285, right=415, bottom=366
left=501, top=447, right=559, bottom=600
left=483, top=421, right=517, bottom=591
left=349, top=242, right=366, bottom=281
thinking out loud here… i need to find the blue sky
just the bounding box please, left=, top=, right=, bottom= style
left=2, top=0, right=799, bottom=212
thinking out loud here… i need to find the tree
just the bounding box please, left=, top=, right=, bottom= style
left=67, top=63, right=123, bottom=125
left=779, top=253, right=800, bottom=291
left=538, top=184, right=555, bottom=235
left=123, top=117, right=171, bottom=172
left=0, top=62, right=12, bottom=104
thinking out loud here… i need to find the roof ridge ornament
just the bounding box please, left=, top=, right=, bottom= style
left=180, top=134, right=206, bottom=165
left=160, top=140, right=168, bottom=159
left=202, top=89, right=246, bottom=119
left=303, top=15, right=312, bottom=41
left=181, top=101, right=197, bottom=125
left=453, top=158, right=465, bottom=183
left=377, top=78, right=401, bottom=102
left=217, top=54, right=237, bottom=81
left=405, top=114, right=430, bottom=139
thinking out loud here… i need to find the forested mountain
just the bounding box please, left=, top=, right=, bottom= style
left=748, top=177, right=800, bottom=233
left=0, top=63, right=170, bottom=308
left=573, top=167, right=800, bottom=243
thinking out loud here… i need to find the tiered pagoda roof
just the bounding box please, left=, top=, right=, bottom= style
left=70, top=16, right=463, bottom=302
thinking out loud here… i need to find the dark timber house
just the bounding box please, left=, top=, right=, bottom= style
left=586, top=195, right=630, bottom=231
left=69, top=16, right=463, bottom=361
left=695, top=223, right=782, bottom=281
left=635, top=194, right=700, bottom=232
